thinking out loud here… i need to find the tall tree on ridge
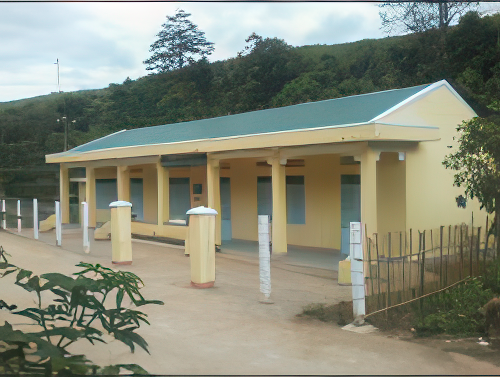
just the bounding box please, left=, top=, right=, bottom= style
left=144, top=9, right=215, bottom=73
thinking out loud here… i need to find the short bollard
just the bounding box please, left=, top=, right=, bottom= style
left=109, top=201, right=133, bottom=265
left=186, top=206, right=218, bottom=288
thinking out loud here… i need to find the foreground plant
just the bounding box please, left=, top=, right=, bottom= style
left=0, top=246, right=163, bottom=375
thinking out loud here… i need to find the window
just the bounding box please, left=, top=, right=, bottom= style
left=286, top=176, right=305, bottom=224
left=96, top=179, right=117, bottom=209
left=130, top=178, right=144, bottom=221
left=169, top=178, right=190, bottom=221
left=257, top=176, right=272, bottom=218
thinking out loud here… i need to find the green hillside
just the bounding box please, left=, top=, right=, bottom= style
left=1, top=10, right=499, bottom=176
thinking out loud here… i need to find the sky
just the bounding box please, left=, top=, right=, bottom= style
left=1, top=2, right=499, bottom=103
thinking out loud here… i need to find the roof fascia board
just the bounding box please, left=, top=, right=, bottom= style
left=47, top=123, right=438, bottom=165
left=61, top=155, right=159, bottom=169
left=208, top=149, right=276, bottom=161
left=45, top=121, right=371, bottom=163
left=279, top=142, right=368, bottom=159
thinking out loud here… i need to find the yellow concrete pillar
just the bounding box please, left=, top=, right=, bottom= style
left=110, top=201, right=132, bottom=265
left=117, top=166, right=130, bottom=202
left=269, top=155, right=287, bottom=254
left=207, top=158, right=221, bottom=246
left=86, top=166, right=96, bottom=228
left=187, top=206, right=218, bottom=288
left=59, top=164, right=70, bottom=224
left=360, top=148, right=379, bottom=238
left=157, top=161, right=169, bottom=226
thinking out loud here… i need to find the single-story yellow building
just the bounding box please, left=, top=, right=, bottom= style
left=45, top=80, right=483, bottom=254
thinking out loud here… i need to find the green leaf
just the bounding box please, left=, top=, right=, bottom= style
left=40, top=273, right=76, bottom=291
left=15, top=268, right=32, bottom=283
left=112, top=363, right=150, bottom=375
left=13, top=308, right=43, bottom=325
left=116, top=288, right=124, bottom=308
left=0, top=299, right=17, bottom=311
left=113, top=329, right=150, bottom=354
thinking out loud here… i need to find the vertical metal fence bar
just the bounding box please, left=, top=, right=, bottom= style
left=439, top=226, right=443, bottom=288
left=484, top=216, right=489, bottom=276
left=446, top=225, right=451, bottom=286
left=402, top=231, right=406, bottom=301
left=387, top=232, right=392, bottom=308
left=409, top=229, right=413, bottom=299
left=476, top=227, right=481, bottom=277
left=375, top=233, right=381, bottom=311
left=469, top=221, right=474, bottom=278
left=459, top=225, right=464, bottom=280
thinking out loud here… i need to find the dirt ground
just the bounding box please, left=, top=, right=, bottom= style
left=2, top=229, right=500, bottom=375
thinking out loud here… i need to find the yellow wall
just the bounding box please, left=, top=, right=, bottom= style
left=219, top=154, right=357, bottom=249
left=227, top=158, right=261, bottom=241
left=379, top=86, right=484, bottom=233
left=377, top=152, right=406, bottom=236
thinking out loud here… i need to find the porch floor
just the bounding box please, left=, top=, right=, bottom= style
left=220, top=239, right=345, bottom=271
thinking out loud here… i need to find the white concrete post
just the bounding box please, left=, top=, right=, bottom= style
left=17, top=200, right=21, bottom=233
left=1, top=200, right=5, bottom=230
left=82, top=202, right=89, bottom=254
left=55, top=201, right=62, bottom=247
left=33, top=199, right=38, bottom=240
left=258, top=215, right=272, bottom=303
left=350, top=222, right=365, bottom=318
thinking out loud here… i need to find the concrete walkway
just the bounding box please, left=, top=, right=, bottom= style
left=1, top=229, right=499, bottom=374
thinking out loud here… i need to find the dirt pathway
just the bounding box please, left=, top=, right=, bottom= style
left=1, top=230, right=499, bottom=375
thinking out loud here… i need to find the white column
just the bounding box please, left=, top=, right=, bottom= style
left=17, top=200, right=21, bottom=233
left=350, top=222, right=366, bottom=318
left=1, top=200, right=6, bottom=230
left=55, top=201, right=62, bottom=247
left=258, top=215, right=272, bottom=303
left=33, top=199, right=38, bottom=240
left=82, top=202, right=89, bottom=254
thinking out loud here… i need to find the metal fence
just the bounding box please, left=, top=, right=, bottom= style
left=364, top=217, right=498, bottom=315
left=1, top=198, right=55, bottom=230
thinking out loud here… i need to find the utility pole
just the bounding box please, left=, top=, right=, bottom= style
left=54, top=58, right=60, bottom=92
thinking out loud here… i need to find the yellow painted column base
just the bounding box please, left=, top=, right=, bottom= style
left=338, top=259, right=351, bottom=285
left=187, top=207, right=217, bottom=288
left=110, top=204, right=132, bottom=264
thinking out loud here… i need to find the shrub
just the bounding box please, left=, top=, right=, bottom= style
left=414, top=278, right=493, bottom=336
left=0, top=246, right=163, bottom=375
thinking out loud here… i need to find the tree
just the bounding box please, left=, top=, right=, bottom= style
left=443, top=115, right=500, bottom=240
left=379, top=2, right=479, bottom=35
left=144, top=9, right=215, bottom=73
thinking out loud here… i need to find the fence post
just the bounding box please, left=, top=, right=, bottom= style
left=459, top=226, right=464, bottom=280
left=409, top=229, right=413, bottom=298
left=82, top=202, right=90, bottom=254
left=17, top=200, right=21, bottom=233
left=350, top=222, right=365, bottom=318
left=375, top=233, right=381, bottom=310
left=33, top=199, right=38, bottom=240
left=484, top=216, right=489, bottom=276
left=258, top=215, right=272, bottom=303
left=387, top=232, right=392, bottom=308
left=476, top=227, right=481, bottom=276
left=55, top=201, right=62, bottom=247
left=469, top=221, right=474, bottom=278
left=1, top=199, right=5, bottom=230
left=439, top=226, right=444, bottom=288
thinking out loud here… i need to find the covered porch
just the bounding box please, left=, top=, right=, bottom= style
left=58, top=140, right=413, bottom=257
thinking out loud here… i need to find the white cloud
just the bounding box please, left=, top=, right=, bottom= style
left=0, top=2, right=388, bottom=102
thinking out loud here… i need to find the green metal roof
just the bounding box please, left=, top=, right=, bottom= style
left=69, top=83, right=431, bottom=154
